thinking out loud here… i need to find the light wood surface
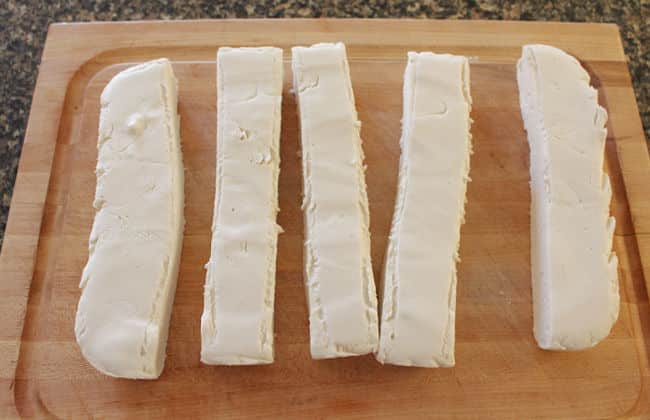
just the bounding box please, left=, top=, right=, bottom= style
left=1, top=19, right=649, bottom=418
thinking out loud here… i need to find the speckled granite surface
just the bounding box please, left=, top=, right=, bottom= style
left=0, top=1, right=648, bottom=249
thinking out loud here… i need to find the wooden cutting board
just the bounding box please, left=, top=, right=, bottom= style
left=2, top=19, right=649, bottom=418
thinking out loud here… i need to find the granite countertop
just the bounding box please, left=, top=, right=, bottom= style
left=0, top=1, right=648, bottom=249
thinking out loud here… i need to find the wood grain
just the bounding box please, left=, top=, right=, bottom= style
left=1, top=20, right=649, bottom=418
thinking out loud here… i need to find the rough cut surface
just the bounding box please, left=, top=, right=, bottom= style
left=517, top=44, right=619, bottom=350
left=75, top=59, right=183, bottom=379
left=201, top=47, right=283, bottom=365
left=74, top=59, right=184, bottom=379
left=377, top=52, right=472, bottom=367
left=292, top=43, right=379, bottom=358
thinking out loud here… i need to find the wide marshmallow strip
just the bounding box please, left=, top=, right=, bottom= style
left=517, top=44, right=619, bottom=350
left=292, top=43, right=379, bottom=358
left=75, top=59, right=184, bottom=379
left=201, top=48, right=283, bottom=365
left=376, top=53, right=472, bottom=367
